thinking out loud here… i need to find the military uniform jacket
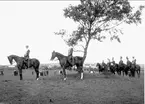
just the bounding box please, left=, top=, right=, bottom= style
left=24, top=49, right=30, bottom=58
left=68, top=48, right=73, bottom=56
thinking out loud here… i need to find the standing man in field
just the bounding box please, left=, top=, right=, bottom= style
left=24, top=45, right=30, bottom=69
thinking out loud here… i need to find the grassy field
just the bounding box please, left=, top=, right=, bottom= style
left=0, top=67, right=144, bottom=104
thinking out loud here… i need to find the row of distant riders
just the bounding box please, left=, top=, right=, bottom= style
left=96, top=56, right=141, bottom=78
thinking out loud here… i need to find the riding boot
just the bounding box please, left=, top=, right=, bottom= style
left=27, top=61, right=29, bottom=69
left=25, top=63, right=28, bottom=69
left=68, top=56, right=72, bottom=66
left=71, top=57, right=74, bottom=66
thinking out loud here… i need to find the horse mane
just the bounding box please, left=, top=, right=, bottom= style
left=10, top=54, right=24, bottom=58
left=55, top=52, right=83, bottom=60
left=55, top=52, right=67, bottom=57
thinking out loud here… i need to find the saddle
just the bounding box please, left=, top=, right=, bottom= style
left=68, top=56, right=75, bottom=66
left=24, top=58, right=29, bottom=69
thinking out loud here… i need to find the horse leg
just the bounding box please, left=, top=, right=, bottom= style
left=80, top=70, right=84, bottom=80
left=35, top=68, right=39, bottom=80
left=138, top=69, right=140, bottom=78
left=131, top=68, right=135, bottom=77
left=77, top=65, right=83, bottom=80
left=18, top=68, right=23, bottom=80
left=136, top=70, right=139, bottom=78
left=133, top=70, right=135, bottom=77
left=62, top=68, right=67, bottom=81
left=122, top=70, right=124, bottom=76
left=131, top=70, right=133, bottom=77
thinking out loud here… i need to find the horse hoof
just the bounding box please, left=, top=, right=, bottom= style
left=64, top=78, right=66, bottom=81
left=36, top=78, right=39, bottom=80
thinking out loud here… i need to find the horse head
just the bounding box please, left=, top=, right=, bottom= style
left=96, top=63, right=101, bottom=69
left=7, top=55, right=13, bottom=65
left=50, top=51, right=56, bottom=60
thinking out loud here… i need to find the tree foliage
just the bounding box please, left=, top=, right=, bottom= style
left=55, top=0, right=144, bottom=62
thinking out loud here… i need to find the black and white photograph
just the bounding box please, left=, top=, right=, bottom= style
left=0, top=0, right=144, bottom=104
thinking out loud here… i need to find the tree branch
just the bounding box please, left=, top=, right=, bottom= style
left=103, top=20, right=125, bottom=31
left=91, top=20, right=107, bottom=36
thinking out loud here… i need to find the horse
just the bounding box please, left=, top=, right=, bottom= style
left=7, top=55, right=40, bottom=80
left=131, top=64, right=141, bottom=78
left=118, top=62, right=126, bottom=76
left=50, top=51, right=84, bottom=80
left=135, top=64, right=141, bottom=78
left=113, top=63, right=119, bottom=74
left=107, top=62, right=116, bottom=74
left=96, top=63, right=105, bottom=73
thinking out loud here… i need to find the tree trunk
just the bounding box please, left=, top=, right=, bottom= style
left=82, top=22, right=92, bottom=64
left=83, top=38, right=91, bottom=63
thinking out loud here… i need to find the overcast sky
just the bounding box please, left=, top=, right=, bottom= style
left=0, top=1, right=145, bottom=65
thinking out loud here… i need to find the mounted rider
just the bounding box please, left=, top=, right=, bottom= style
left=132, top=56, right=136, bottom=69
left=101, top=60, right=106, bottom=70
left=68, top=46, right=74, bottom=66
left=111, top=57, right=116, bottom=66
left=107, top=58, right=111, bottom=71
left=132, top=56, right=136, bottom=65
left=126, top=57, right=132, bottom=69
left=111, top=57, right=116, bottom=70
left=119, top=56, right=124, bottom=70
left=119, top=56, right=124, bottom=66
left=24, top=45, right=30, bottom=69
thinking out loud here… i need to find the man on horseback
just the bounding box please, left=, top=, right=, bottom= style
left=119, top=56, right=123, bottom=65
left=112, top=57, right=116, bottom=65
left=131, top=56, right=137, bottom=71
left=132, top=56, right=136, bottom=65
left=111, top=57, right=116, bottom=71
left=126, top=57, right=132, bottom=68
left=107, top=58, right=111, bottom=71
left=68, top=46, right=74, bottom=66
left=101, top=60, right=106, bottom=71
left=24, top=45, right=30, bottom=69
left=126, top=56, right=133, bottom=76
left=118, top=56, right=124, bottom=74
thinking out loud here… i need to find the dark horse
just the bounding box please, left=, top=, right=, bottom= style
left=7, top=55, right=40, bottom=80
left=96, top=63, right=107, bottom=73
left=50, top=51, right=84, bottom=80
left=131, top=64, right=141, bottom=78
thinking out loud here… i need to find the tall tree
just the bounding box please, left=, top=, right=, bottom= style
left=55, top=0, right=144, bottom=63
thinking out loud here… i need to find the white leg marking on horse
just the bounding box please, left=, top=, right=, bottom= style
left=36, top=78, right=39, bottom=80
left=64, top=78, right=66, bottom=81
left=81, top=72, right=83, bottom=79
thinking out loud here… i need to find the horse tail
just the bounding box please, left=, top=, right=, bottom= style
left=36, top=59, right=40, bottom=70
